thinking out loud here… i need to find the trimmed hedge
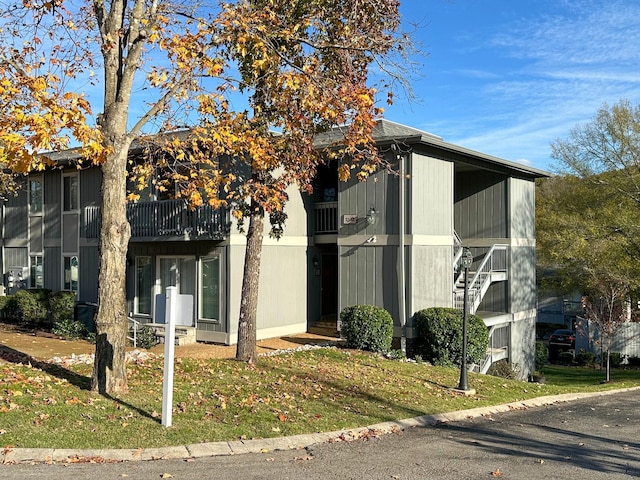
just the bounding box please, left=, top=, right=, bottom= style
left=414, top=307, right=488, bottom=367
left=575, top=349, right=596, bottom=366
left=6, top=289, right=50, bottom=325
left=1, top=289, right=74, bottom=327
left=48, top=290, right=77, bottom=324
left=340, top=305, right=394, bottom=354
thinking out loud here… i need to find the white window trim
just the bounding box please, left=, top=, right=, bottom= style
left=198, top=254, right=221, bottom=323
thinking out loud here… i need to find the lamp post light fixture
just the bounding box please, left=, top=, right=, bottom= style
left=366, top=206, right=378, bottom=226
left=457, top=247, right=474, bottom=393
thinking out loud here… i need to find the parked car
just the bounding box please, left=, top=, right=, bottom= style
left=549, top=329, right=575, bottom=358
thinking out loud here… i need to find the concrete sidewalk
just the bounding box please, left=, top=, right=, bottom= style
left=4, top=386, right=639, bottom=464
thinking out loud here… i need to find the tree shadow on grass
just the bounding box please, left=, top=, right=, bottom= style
left=0, top=344, right=159, bottom=423
left=0, top=344, right=91, bottom=390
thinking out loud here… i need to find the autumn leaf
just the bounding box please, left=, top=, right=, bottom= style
left=278, top=414, right=287, bottom=422
left=491, top=468, right=504, bottom=477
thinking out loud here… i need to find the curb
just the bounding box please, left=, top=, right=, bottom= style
left=3, top=386, right=639, bottom=464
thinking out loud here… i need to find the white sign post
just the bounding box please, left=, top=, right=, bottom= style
left=161, top=286, right=177, bottom=427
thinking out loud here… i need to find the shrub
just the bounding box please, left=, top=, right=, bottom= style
left=133, top=325, right=157, bottom=350
left=339, top=305, right=393, bottom=353
left=413, top=307, right=488, bottom=367
left=487, top=359, right=520, bottom=379
left=575, top=349, right=596, bottom=366
left=48, top=291, right=76, bottom=324
left=52, top=318, right=87, bottom=341
left=558, top=351, right=574, bottom=364
left=10, top=289, right=49, bottom=325
left=608, top=351, right=624, bottom=367
left=627, top=356, right=640, bottom=367
left=535, top=341, right=548, bottom=372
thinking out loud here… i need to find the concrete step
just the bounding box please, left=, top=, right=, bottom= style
left=308, top=322, right=340, bottom=337
left=145, top=323, right=197, bottom=346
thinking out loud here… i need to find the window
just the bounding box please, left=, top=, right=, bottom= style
left=159, top=257, right=196, bottom=296
left=30, top=256, right=43, bottom=289
left=63, top=174, right=79, bottom=211
left=63, top=255, right=79, bottom=292
left=200, top=256, right=220, bottom=321
left=135, top=256, right=152, bottom=315
left=29, top=178, right=43, bottom=214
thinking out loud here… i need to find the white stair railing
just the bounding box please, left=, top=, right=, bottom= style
left=453, top=244, right=508, bottom=314
left=128, top=315, right=140, bottom=348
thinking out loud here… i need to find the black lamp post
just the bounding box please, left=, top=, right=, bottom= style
left=457, top=247, right=473, bottom=392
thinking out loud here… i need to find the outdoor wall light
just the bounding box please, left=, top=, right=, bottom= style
left=366, top=206, right=378, bottom=226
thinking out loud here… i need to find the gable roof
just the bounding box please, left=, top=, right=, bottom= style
left=316, top=118, right=549, bottom=180
left=45, top=118, right=549, bottom=179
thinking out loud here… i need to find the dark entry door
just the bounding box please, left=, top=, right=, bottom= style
left=321, top=253, right=338, bottom=319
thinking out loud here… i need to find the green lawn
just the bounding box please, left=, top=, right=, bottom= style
left=1, top=348, right=638, bottom=449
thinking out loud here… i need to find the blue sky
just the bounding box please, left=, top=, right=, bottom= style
left=383, top=0, right=640, bottom=172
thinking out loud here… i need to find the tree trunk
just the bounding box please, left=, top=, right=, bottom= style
left=235, top=198, right=264, bottom=362
left=91, top=144, right=132, bottom=394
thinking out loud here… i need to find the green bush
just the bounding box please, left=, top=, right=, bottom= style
left=608, top=351, right=624, bottom=367
left=558, top=351, right=575, bottom=364
left=413, top=307, right=488, bottom=367
left=535, top=341, right=548, bottom=372
left=627, top=356, right=640, bottom=367
left=52, top=318, right=87, bottom=341
left=133, top=325, right=157, bottom=350
left=487, top=359, right=520, bottom=379
left=9, top=289, right=49, bottom=325
left=575, top=349, right=596, bottom=366
left=339, top=305, right=394, bottom=354
left=48, top=290, right=76, bottom=324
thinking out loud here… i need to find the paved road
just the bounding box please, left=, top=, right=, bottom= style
left=2, top=390, right=639, bottom=479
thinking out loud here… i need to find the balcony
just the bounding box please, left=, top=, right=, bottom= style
left=315, top=201, right=338, bottom=234
left=83, top=200, right=227, bottom=241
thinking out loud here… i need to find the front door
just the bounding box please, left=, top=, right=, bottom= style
left=321, top=253, right=338, bottom=320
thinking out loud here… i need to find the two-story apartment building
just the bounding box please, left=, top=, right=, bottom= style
left=1, top=119, right=547, bottom=375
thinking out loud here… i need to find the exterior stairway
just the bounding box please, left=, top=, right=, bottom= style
left=453, top=242, right=509, bottom=374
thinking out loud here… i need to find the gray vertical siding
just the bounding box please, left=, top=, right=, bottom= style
left=80, top=168, right=102, bottom=207
left=29, top=216, right=43, bottom=253
left=339, top=245, right=398, bottom=319
left=409, top=245, right=453, bottom=312
left=79, top=245, right=99, bottom=303
left=509, top=246, right=537, bottom=313
left=508, top=178, right=535, bottom=239
left=5, top=186, right=28, bottom=240
left=455, top=171, right=507, bottom=239
left=62, top=215, right=79, bottom=253
left=410, top=152, right=453, bottom=235
left=339, top=167, right=392, bottom=237
left=4, top=248, right=28, bottom=270
left=44, top=170, right=61, bottom=240
left=44, top=246, right=62, bottom=291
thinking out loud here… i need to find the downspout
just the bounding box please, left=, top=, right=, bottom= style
left=397, top=152, right=407, bottom=354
